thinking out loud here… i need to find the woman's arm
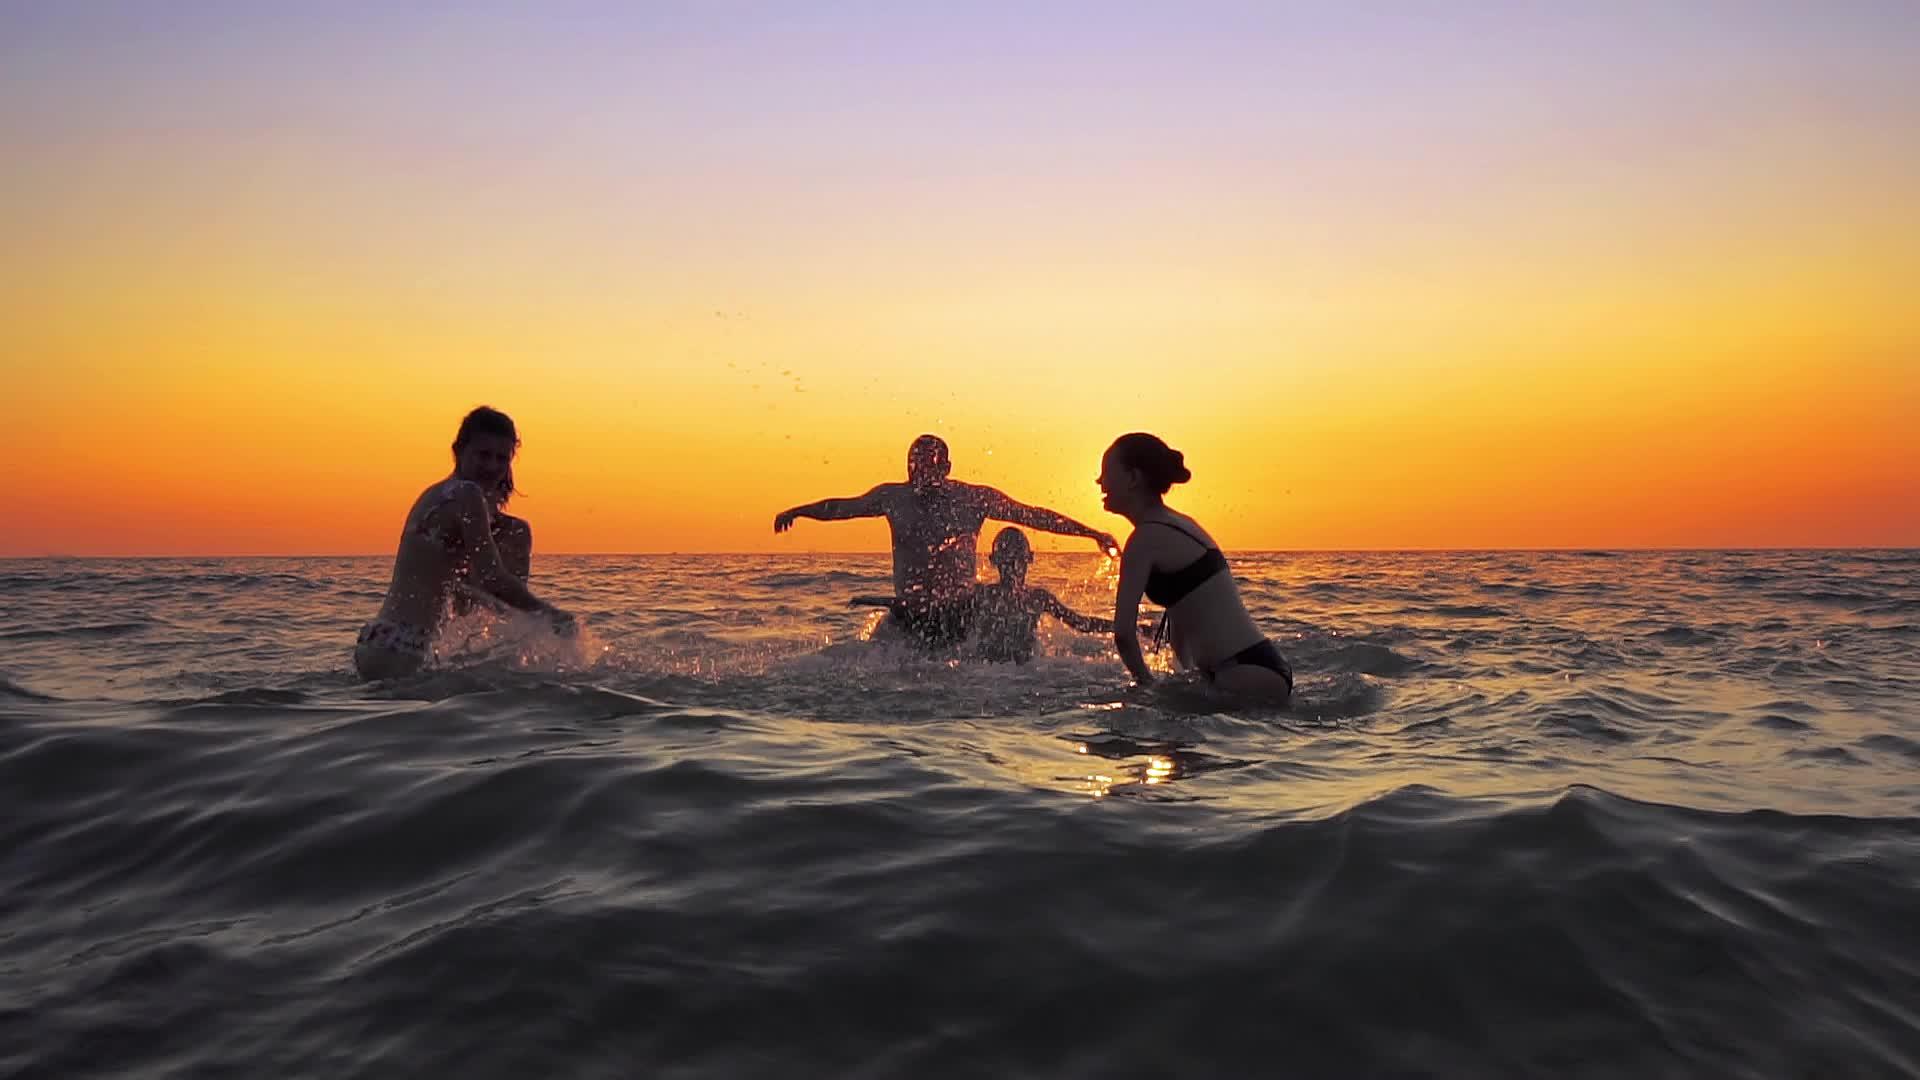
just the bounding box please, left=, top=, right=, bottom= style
left=1112, top=532, right=1155, bottom=684
left=450, top=485, right=563, bottom=619
left=494, top=515, right=532, bottom=582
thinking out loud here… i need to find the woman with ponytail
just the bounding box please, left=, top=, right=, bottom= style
left=1097, top=433, right=1292, bottom=702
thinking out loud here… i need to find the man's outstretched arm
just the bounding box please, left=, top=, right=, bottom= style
left=774, top=486, right=889, bottom=532
left=980, top=489, right=1119, bottom=555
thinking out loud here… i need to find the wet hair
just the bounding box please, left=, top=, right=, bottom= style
left=453, top=406, right=521, bottom=504
left=990, top=526, right=1032, bottom=568
left=453, top=406, right=520, bottom=455
left=1108, top=432, right=1191, bottom=495
left=908, top=434, right=951, bottom=479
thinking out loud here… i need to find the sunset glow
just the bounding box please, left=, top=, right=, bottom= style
left=7, top=4, right=1916, bottom=555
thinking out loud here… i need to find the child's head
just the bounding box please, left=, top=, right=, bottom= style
left=989, top=527, right=1033, bottom=581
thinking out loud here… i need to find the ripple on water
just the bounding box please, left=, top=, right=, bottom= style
left=3, top=552, right=1919, bottom=1076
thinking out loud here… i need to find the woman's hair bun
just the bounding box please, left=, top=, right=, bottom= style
left=1110, top=432, right=1191, bottom=495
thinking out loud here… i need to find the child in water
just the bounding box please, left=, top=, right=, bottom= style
left=967, top=527, right=1111, bottom=663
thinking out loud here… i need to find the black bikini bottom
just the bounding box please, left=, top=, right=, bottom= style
left=1211, top=638, right=1293, bottom=693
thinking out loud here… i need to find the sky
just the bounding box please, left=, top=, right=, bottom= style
left=4, top=1, right=1916, bottom=555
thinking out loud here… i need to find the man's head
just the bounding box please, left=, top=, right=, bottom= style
left=907, top=434, right=951, bottom=491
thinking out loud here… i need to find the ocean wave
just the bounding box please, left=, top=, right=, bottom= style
left=6, top=551, right=1920, bottom=1076
left=1311, top=640, right=1422, bottom=677
left=1531, top=710, right=1637, bottom=743
left=0, top=621, right=151, bottom=642
left=748, top=570, right=885, bottom=588
left=190, top=687, right=315, bottom=708
left=1773, top=588, right=1888, bottom=610
left=5, top=690, right=1920, bottom=1078
left=1786, top=744, right=1866, bottom=765
left=89, top=571, right=346, bottom=592
left=1858, top=733, right=1920, bottom=762
left=1477, top=581, right=1558, bottom=598
left=0, top=676, right=57, bottom=702
left=1427, top=604, right=1510, bottom=619
left=1646, top=626, right=1721, bottom=646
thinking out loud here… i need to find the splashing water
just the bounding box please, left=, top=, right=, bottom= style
left=2, top=550, right=1918, bottom=1076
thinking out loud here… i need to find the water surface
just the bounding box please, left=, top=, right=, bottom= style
left=3, top=551, right=1917, bottom=1076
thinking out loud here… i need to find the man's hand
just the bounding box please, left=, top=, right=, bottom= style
left=773, top=510, right=798, bottom=533
left=1093, top=531, right=1120, bottom=558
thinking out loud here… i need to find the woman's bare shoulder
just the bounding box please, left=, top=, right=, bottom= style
left=1160, top=508, right=1220, bottom=549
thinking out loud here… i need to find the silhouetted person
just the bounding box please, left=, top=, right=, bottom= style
left=967, top=528, right=1111, bottom=663
left=355, top=407, right=573, bottom=679
left=776, top=435, right=1117, bottom=648
left=1098, top=433, right=1291, bottom=702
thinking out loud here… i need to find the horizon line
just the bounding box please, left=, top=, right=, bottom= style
left=3, top=545, right=1915, bottom=560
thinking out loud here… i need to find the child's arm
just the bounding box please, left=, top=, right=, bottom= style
left=1040, top=590, right=1113, bottom=635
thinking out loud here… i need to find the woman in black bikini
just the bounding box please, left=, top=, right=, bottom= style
left=354, top=407, right=572, bottom=680
left=1098, top=433, right=1292, bottom=702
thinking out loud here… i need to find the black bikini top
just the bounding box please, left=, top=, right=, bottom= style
left=1142, top=520, right=1228, bottom=607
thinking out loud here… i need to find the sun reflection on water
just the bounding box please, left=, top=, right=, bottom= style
left=1067, top=735, right=1221, bottom=798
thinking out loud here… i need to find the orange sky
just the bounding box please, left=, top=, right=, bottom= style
left=6, top=5, right=1917, bottom=555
